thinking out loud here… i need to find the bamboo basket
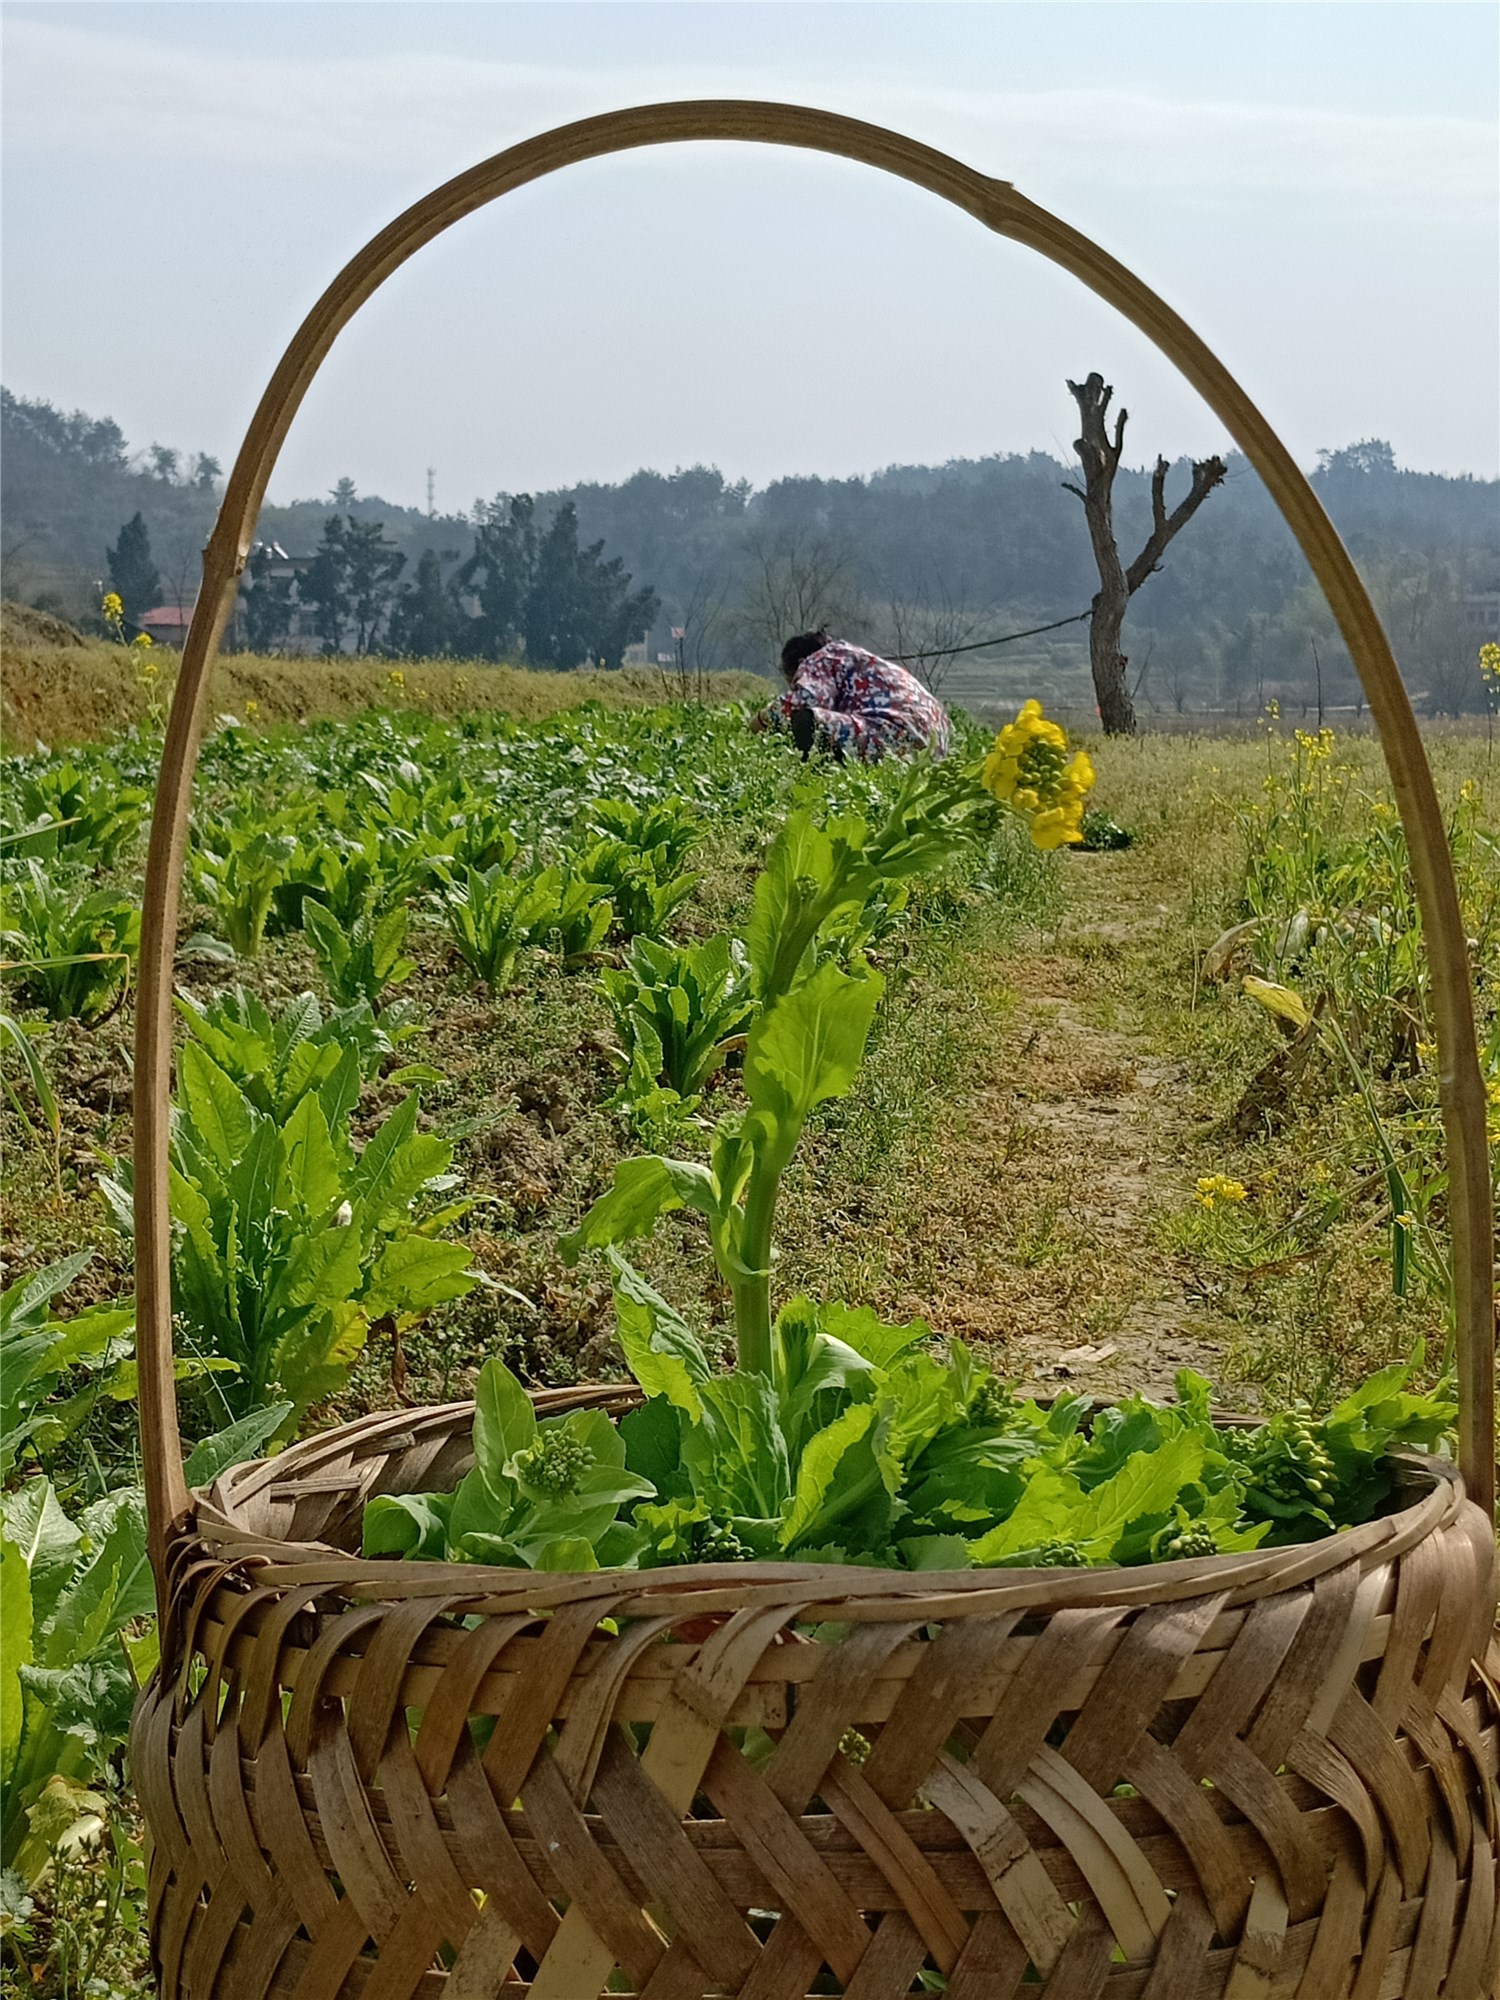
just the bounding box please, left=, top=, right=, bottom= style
left=131, top=105, right=1500, bottom=1999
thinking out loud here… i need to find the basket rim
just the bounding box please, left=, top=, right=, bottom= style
left=185, top=1387, right=1477, bottom=1621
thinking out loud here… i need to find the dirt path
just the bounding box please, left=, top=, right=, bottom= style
left=952, top=846, right=1237, bottom=1403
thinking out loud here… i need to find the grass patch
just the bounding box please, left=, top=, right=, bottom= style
left=1, top=639, right=766, bottom=748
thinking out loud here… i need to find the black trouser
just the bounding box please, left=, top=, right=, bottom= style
left=789, top=705, right=845, bottom=763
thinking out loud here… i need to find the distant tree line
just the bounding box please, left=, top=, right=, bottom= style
left=239, top=498, right=659, bottom=667
left=5, top=384, right=1497, bottom=710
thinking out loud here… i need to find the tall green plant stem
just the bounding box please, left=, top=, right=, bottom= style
left=732, top=1154, right=784, bottom=1377
left=729, top=765, right=990, bottom=1375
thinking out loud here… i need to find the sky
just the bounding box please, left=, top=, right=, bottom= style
left=2, top=1, right=1496, bottom=514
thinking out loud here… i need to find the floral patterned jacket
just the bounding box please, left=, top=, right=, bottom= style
left=766, top=641, right=952, bottom=761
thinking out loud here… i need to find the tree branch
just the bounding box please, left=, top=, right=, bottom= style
left=1124, top=453, right=1227, bottom=596
left=1150, top=456, right=1169, bottom=538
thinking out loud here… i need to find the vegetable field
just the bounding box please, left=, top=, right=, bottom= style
left=1, top=668, right=1496, bottom=1995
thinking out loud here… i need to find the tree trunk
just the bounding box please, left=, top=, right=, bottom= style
left=1087, top=584, right=1136, bottom=735
left=1064, top=372, right=1226, bottom=737
left=1064, top=374, right=1135, bottom=734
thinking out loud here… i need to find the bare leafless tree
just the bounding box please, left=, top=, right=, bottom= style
left=732, top=524, right=864, bottom=670
left=156, top=529, right=205, bottom=618
left=1063, top=372, right=1226, bottom=735
left=1162, top=652, right=1194, bottom=716
left=658, top=565, right=741, bottom=702
left=873, top=567, right=994, bottom=694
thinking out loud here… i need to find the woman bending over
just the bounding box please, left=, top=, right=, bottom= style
left=755, top=629, right=953, bottom=762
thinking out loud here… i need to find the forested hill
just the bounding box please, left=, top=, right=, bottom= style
left=4, top=387, right=1496, bottom=709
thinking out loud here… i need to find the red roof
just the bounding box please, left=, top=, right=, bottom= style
left=139, top=605, right=194, bottom=629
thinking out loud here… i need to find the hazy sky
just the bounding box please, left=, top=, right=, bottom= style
left=2, top=2, right=1496, bottom=513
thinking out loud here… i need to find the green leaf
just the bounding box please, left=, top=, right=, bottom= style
left=275, top=1039, right=342, bottom=1122
left=608, top=1254, right=709, bottom=1420
left=0, top=1486, right=80, bottom=1633
left=452, top=1532, right=527, bottom=1566
left=73, top=1490, right=152, bottom=1631
left=45, top=1546, right=122, bottom=1670
left=744, top=958, right=885, bottom=1145
left=969, top=1430, right=1206, bottom=1566
left=620, top=1398, right=689, bottom=1499
left=779, top=1401, right=878, bottom=1551
left=362, top=1492, right=452, bottom=1560
left=904, top=1428, right=1031, bottom=1535
left=745, top=812, right=839, bottom=995
left=899, top=1534, right=971, bottom=1571
left=594, top=1520, right=646, bottom=1569
left=280, top=1090, right=344, bottom=1220
left=531, top=1536, right=598, bottom=1572
left=0, top=1534, right=34, bottom=1792
left=560, top=1154, right=720, bottom=1264
left=635, top=1496, right=711, bottom=1566
left=281, top=1222, right=365, bottom=1325
left=447, top=1465, right=514, bottom=1549
left=272, top=1297, right=366, bottom=1421
left=183, top=1404, right=293, bottom=1486
left=686, top=1372, right=790, bottom=1521
left=0, top=1014, right=58, bottom=1140
left=363, top=1236, right=475, bottom=1318
left=1075, top=1430, right=1208, bottom=1558
left=816, top=1303, right=931, bottom=1371
left=177, top=1041, right=255, bottom=1172
left=302, top=898, right=346, bottom=972
left=472, top=1358, right=537, bottom=1486
left=0, top=1253, right=93, bottom=1338
left=877, top=1355, right=965, bottom=1484
left=964, top=1467, right=1083, bottom=1565
left=352, top=1096, right=453, bottom=1223
left=772, top=1297, right=890, bottom=1458
left=349, top=1090, right=418, bottom=1206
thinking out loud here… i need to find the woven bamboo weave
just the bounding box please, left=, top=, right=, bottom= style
left=134, top=1399, right=1500, bottom=1999
left=130, top=102, right=1498, bottom=2000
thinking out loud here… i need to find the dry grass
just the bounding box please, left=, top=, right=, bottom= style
left=0, top=637, right=766, bottom=749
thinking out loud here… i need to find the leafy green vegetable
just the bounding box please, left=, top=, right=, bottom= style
left=602, top=933, right=752, bottom=1111
left=363, top=1356, right=653, bottom=1568
left=433, top=861, right=564, bottom=990
left=100, top=1043, right=472, bottom=1427
left=303, top=897, right=416, bottom=1009
left=0, top=1257, right=137, bottom=1482
left=188, top=800, right=302, bottom=959
left=1, top=1481, right=143, bottom=1883
left=0, top=864, right=141, bottom=1024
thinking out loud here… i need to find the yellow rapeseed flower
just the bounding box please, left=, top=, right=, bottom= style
left=388, top=668, right=406, bottom=691
left=132, top=631, right=153, bottom=649
left=1194, top=1173, right=1249, bottom=1209
left=101, top=591, right=124, bottom=621
left=245, top=699, right=260, bottom=721
left=1479, top=642, right=1500, bottom=685
left=981, top=701, right=1095, bottom=850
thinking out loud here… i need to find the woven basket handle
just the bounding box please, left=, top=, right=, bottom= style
left=134, top=102, right=1495, bottom=1582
